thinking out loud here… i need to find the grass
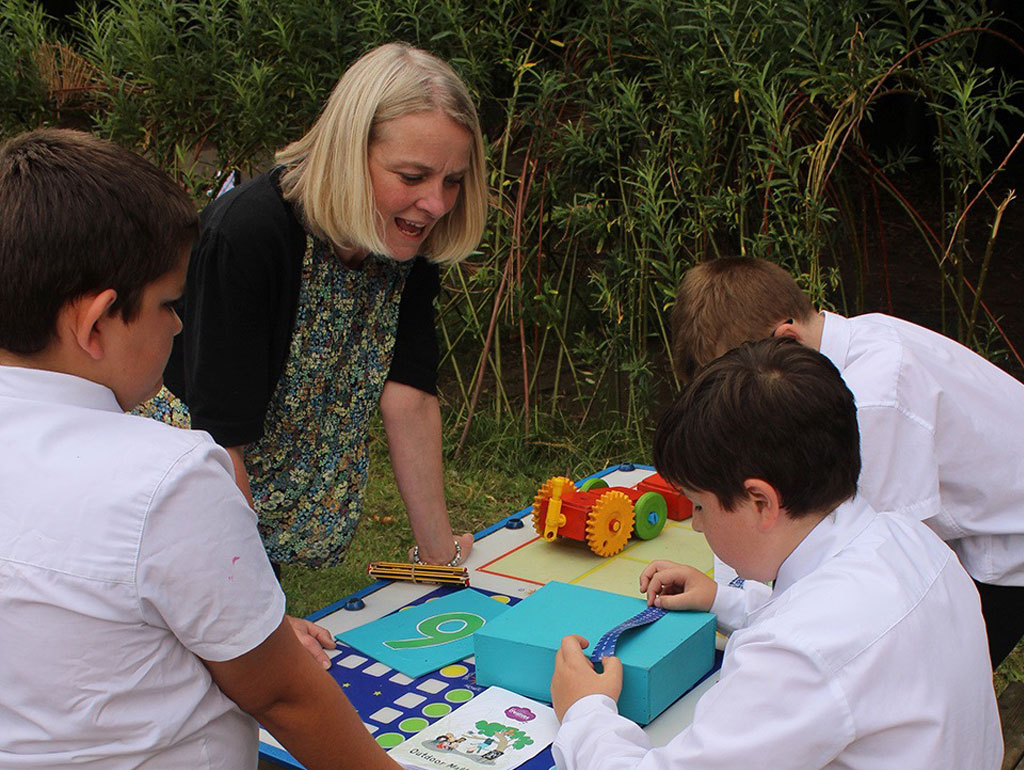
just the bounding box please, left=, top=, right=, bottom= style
left=279, top=409, right=650, bottom=616
left=278, top=411, right=1024, bottom=695
left=997, top=642, right=1024, bottom=697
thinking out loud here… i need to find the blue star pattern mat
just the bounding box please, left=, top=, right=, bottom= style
left=282, top=586, right=558, bottom=770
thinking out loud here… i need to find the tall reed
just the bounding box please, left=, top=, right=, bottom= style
left=2, top=0, right=1020, bottom=442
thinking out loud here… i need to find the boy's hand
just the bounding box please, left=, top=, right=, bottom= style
left=640, top=560, right=717, bottom=612
left=286, top=615, right=336, bottom=669
left=551, top=634, right=622, bottom=721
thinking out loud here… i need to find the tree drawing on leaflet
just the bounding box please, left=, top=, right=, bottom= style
left=428, top=720, right=533, bottom=762
left=388, top=687, right=558, bottom=768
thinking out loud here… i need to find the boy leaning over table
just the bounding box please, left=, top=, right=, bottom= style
left=672, top=256, right=1024, bottom=667
left=0, top=128, right=403, bottom=770
left=550, top=338, right=1001, bottom=770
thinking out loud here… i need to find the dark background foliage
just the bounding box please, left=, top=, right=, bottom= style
left=2, top=0, right=1021, bottom=449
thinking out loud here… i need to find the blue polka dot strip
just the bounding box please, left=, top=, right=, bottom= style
left=589, top=606, right=668, bottom=663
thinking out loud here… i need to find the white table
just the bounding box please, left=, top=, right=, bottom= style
left=259, top=464, right=721, bottom=767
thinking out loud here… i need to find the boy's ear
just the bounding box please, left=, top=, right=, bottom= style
left=772, top=314, right=824, bottom=349
left=744, top=478, right=782, bottom=531
left=770, top=318, right=798, bottom=340
left=66, top=289, right=118, bottom=360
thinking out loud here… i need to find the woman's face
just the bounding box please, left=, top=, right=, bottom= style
left=368, top=110, right=473, bottom=260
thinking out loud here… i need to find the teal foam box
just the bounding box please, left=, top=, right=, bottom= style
left=474, top=581, right=716, bottom=724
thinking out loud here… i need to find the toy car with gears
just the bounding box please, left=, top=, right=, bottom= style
left=530, top=472, right=694, bottom=557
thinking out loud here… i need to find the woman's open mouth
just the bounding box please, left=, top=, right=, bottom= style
left=395, top=217, right=426, bottom=237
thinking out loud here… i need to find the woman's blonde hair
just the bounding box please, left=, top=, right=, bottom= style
left=276, top=42, right=487, bottom=264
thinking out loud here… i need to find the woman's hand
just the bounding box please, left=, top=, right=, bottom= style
left=639, top=559, right=718, bottom=612
left=551, top=635, right=623, bottom=721
left=409, top=531, right=473, bottom=565
left=452, top=531, right=474, bottom=564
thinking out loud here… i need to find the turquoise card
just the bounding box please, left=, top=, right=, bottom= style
left=338, top=588, right=510, bottom=678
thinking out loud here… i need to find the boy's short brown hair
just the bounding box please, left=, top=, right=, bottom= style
left=670, top=257, right=815, bottom=383
left=653, top=337, right=860, bottom=517
left=0, top=129, right=197, bottom=355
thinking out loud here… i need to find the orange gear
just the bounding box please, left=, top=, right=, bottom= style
left=532, top=476, right=576, bottom=538
left=585, top=490, right=635, bottom=557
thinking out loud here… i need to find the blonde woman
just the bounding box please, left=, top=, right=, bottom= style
left=162, top=43, right=486, bottom=580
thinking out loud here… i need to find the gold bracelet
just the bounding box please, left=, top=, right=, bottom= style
left=411, top=538, right=462, bottom=567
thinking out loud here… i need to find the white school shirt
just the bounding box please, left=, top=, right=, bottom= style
left=820, top=311, right=1024, bottom=586
left=552, top=498, right=1002, bottom=770
left=0, top=366, right=286, bottom=769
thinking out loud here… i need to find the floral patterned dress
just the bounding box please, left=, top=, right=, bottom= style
left=138, top=234, right=410, bottom=568
left=248, top=237, right=410, bottom=566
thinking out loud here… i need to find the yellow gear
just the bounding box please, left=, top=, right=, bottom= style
left=532, top=476, right=575, bottom=539
left=585, top=490, right=635, bottom=557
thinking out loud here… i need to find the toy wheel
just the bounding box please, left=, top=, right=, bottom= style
left=579, top=477, right=609, bottom=493
left=532, top=476, right=576, bottom=537
left=633, top=492, right=668, bottom=540
left=585, top=490, right=635, bottom=557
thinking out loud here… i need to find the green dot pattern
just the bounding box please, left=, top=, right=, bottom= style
left=422, top=702, right=452, bottom=717
left=375, top=733, right=405, bottom=749
left=444, top=688, right=474, bottom=703
left=399, top=717, right=429, bottom=733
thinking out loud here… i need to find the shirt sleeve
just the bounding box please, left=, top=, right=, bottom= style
left=856, top=403, right=945, bottom=532
left=553, top=627, right=853, bottom=770
left=387, top=257, right=441, bottom=395
left=179, top=194, right=300, bottom=448
left=135, top=440, right=285, bottom=661
left=710, top=581, right=772, bottom=635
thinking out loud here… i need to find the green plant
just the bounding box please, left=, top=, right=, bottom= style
left=0, top=0, right=52, bottom=132
left=2, top=0, right=1021, bottom=439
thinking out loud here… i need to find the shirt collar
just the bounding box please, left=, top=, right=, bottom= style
left=0, top=365, right=122, bottom=413
left=817, top=310, right=852, bottom=370
left=772, top=495, right=877, bottom=597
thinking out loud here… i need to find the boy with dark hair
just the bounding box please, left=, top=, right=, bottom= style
left=551, top=338, right=1001, bottom=770
left=670, top=257, right=1024, bottom=666
left=0, top=129, right=401, bottom=769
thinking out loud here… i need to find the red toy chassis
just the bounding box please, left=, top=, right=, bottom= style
left=531, top=472, right=693, bottom=557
